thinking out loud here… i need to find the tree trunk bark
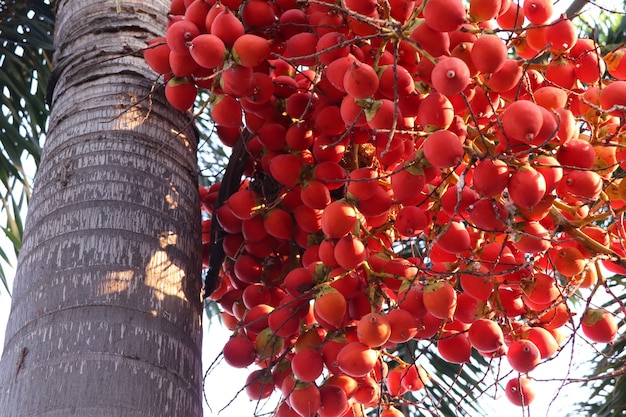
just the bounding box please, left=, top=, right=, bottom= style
left=0, top=1, right=203, bottom=416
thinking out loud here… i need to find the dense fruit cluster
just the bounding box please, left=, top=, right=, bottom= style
left=145, top=0, right=626, bottom=415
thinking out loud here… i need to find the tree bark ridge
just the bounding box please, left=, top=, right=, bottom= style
left=0, top=2, right=203, bottom=416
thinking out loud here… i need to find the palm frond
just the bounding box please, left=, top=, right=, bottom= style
left=575, top=1, right=626, bottom=53
left=385, top=341, right=496, bottom=417
left=0, top=0, right=54, bottom=291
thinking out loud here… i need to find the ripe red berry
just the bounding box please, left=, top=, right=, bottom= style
left=190, top=34, right=225, bottom=69
left=165, top=77, right=197, bottom=111
left=431, top=57, right=470, bottom=96
left=166, top=20, right=200, bottom=54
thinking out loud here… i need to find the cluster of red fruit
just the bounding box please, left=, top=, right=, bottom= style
left=144, top=0, right=626, bottom=415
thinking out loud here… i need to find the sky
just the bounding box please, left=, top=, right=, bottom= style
left=0, top=0, right=621, bottom=416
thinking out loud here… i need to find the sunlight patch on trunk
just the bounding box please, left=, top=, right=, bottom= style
left=99, top=270, right=135, bottom=296
left=145, top=233, right=185, bottom=302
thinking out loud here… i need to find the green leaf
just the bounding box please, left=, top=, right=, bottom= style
left=0, top=0, right=54, bottom=290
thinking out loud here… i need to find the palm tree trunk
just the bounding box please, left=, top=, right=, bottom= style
left=0, top=1, right=203, bottom=416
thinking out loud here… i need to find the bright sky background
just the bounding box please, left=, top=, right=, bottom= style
left=0, top=0, right=622, bottom=416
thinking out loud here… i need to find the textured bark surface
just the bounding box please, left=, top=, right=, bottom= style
left=0, top=1, right=203, bottom=416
